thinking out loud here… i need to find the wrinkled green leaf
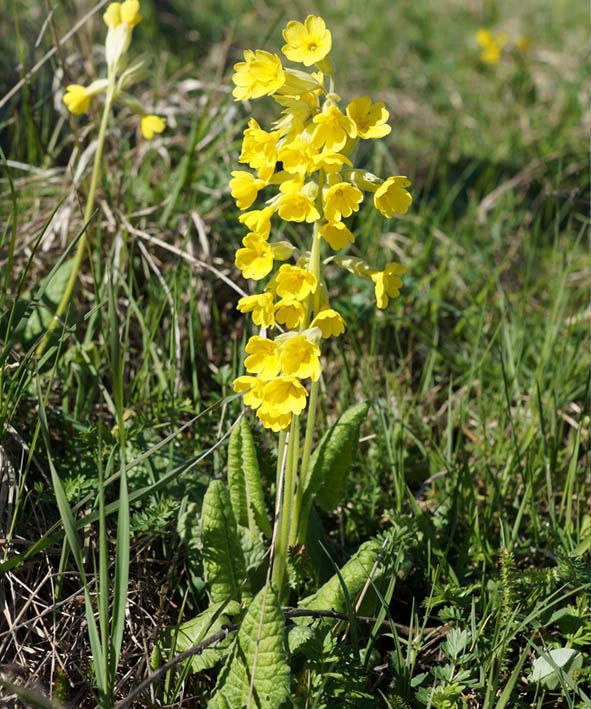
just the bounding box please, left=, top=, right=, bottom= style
left=299, top=539, right=382, bottom=613
left=303, top=402, right=368, bottom=513
left=209, top=586, right=290, bottom=708
left=202, top=480, right=250, bottom=603
left=228, top=417, right=272, bottom=537
left=155, top=601, right=241, bottom=674
left=530, top=648, right=583, bottom=690
left=23, top=258, right=74, bottom=343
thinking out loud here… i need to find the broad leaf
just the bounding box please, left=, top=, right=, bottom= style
left=202, top=480, right=251, bottom=603
left=228, top=417, right=272, bottom=537
left=209, top=586, right=290, bottom=708
left=530, top=648, right=583, bottom=690
left=23, top=258, right=75, bottom=344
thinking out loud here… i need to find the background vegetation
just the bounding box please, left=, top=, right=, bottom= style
left=0, top=0, right=589, bottom=706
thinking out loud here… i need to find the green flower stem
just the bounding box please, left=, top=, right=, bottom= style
left=36, top=83, right=115, bottom=358
left=272, top=415, right=298, bottom=595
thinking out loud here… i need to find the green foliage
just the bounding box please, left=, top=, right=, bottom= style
left=201, top=480, right=251, bottom=604
left=228, top=416, right=272, bottom=537
left=209, top=586, right=290, bottom=708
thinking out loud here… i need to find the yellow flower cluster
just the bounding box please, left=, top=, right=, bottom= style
left=230, top=15, right=410, bottom=430
left=476, top=29, right=531, bottom=65
left=63, top=1, right=165, bottom=139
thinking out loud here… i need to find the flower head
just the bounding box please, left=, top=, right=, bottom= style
left=237, top=292, right=275, bottom=328
left=259, top=376, right=308, bottom=417
left=238, top=207, right=275, bottom=239
left=476, top=29, right=508, bottom=65
left=230, top=171, right=267, bottom=210
left=275, top=264, right=317, bottom=300
left=280, top=335, right=321, bottom=381
left=63, top=84, right=91, bottom=114
left=282, top=15, right=332, bottom=67
left=277, top=192, right=320, bottom=223
left=235, top=234, right=274, bottom=280
left=319, top=221, right=355, bottom=250
left=370, top=262, right=406, bottom=309
left=140, top=114, right=165, bottom=139
left=240, top=119, right=280, bottom=181
left=275, top=298, right=306, bottom=329
left=312, top=105, right=356, bottom=152
left=232, top=50, right=285, bottom=101
left=233, top=375, right=265, bottom=408
left=373, top=177, right=412, bottom=217
left=323, top=182, right=364, bottom=222
left=311, top=307, right=346, bottom=338
left=244, top=336, right=281, bottom=380
left=346, top=96, right=391, bottom=139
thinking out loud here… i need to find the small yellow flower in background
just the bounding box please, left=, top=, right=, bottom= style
left=259, top=376, right=308, bottom=416
left=275, top=265, right=317, bottom=301
left=323, top=182, right=364, bottom=222
left=275, top=298, right=306, bottom=329
left=374, top=176, right=412, bottom=218
left=282, top=15, right=332, bottom=67
left=476, top=29, right=508, bottom=65
left=516, top=35, right=532, bottom=52
left=371, top=262, right=406, bottom=309
left=232, top=49, right=285, bottom=101
left=311, top=308, right=346, bottom=338
left=244, top=336, right=282, bottom=379
left=230, top=171, right=267, bottom=210
left=140, top=114, right=166, bottom=139
left=346, top=96, right=391, bottom=139
left=237, top=292, right=275, bottom=328
left=235, top=235, right=274, bottom=280
left=319, top=221, right=355, bottom=250
left=233, top=376, right=265, bottom=408
left=280, top=335, right=322, bottom=381
left=63, top=84, right=91, bottom=114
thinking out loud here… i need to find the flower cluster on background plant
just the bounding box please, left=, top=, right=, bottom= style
left=230, top=14, right=412, bottom=432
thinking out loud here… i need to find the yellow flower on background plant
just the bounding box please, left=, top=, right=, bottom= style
left=319, top=221, right=355, bottom=250
left=373, top=176, right=412, bottom=217
left=233, top=375, right=265, bottom=408
left=282, top=15, right=332, bottom=67
left=370, top=262, right=406, bottom=309
left=232, top=49, right=286, bottom=101
left=257, top=408, right=292, bottom=432
left=311, top=308, right=346, bottom=338
left=346, top=96, right=391, bottom=139
left=237, top=292, right=275, bottom=328
left=323, top=182, right=364, bottom=222
left=280, top=335, right=322, bottom=381
left=259, top=376, right=308, bottom=416
left=275, top=298, right=306, bottom=329
left=238, top=207, right=275, bottom=239
left=275, top=265, right=317, bottom=301
left=63, top=84, right=92, bottom=114
left=140, top=114, right=166, bottom=139
left=244, top=336, right=282, bottom=379
left=230, top=171, right=267, bottom=210
left=476, top=29, right=508, bottom=65
left=235, top=235, right=274, bottom=280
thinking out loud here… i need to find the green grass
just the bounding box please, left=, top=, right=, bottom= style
left=0, top=0, right=589, bottom=706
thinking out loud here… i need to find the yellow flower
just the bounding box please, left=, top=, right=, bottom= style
left=257, top=408, right=292, bottom=431
left=240, top=118, right=280, bottom=181
left=312, top=105, right=356, bottom=152
left=516, top=35, right=532, bottom=52
left=373, top=176, right=412, bottom=218
left=232, top=49, right=285, bottom=101
left=278, top=137, right=317, bottom=175
left=140, top=114, right=165, bottom=139
left=319, top=221, right=355, bottom=249
left=323, top=182, right=364, bottom=222
left=311, top=150, right=352, bottom=174
left=233, top=375, right=265, bottom=409
left=277, top=192, right=320, bottom=223
left=476, top=29, right=508, bottom=65
left=281, top=15, right=332, bottom=67
left=235, top=234, right=274, bottom=280
left=120, top=0, right=142, bottom=26
left=346, top=96, right=391, bottom=139
left=244, top=336, right=282, bottom=380
left=280, top=335, right=321, bottom=381
left=103, top=3, right=122, bottom=27
left=311, top=307, right=346, bottom=338
left=238, top=207, right=275, bottom=240
left=237, top=292, right=275, bottom=328
left=230, top=171, right=266, bottom=210
left=63, top=84, right=91, bottom=114
left=259, top=375, right=308, bottom=416
left=275, top=264, right=317, bottom=300
left=370, top=262, right=406, bottom=309
left=275, top=298, right=306, bottom=329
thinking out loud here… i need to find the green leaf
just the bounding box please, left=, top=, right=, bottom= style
left=303, top=402, right=368, bottom=513
left=530, top=648, right=583, bottom=690
left=298, top=539, right=382, bottom=614
left=209, top=586, right=290, bottom=708
left=202, top=480, right=251, bottom=604
left=23, top=258, right=75, bottom=344
left=228, top=417, right=272, bottom=537
left=156, top=601, right=241, bottom=674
